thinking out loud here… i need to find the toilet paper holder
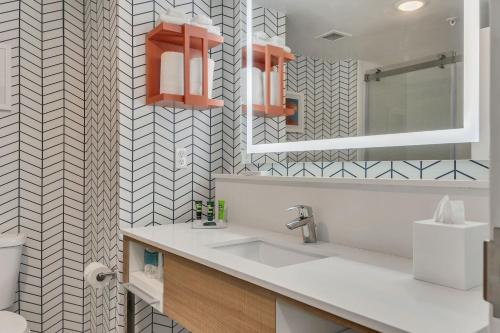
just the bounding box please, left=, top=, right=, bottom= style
left=96, top=270, right=116, bottom=282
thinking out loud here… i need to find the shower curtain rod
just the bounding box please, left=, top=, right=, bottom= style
left=364, top=52, right=462, bottom=82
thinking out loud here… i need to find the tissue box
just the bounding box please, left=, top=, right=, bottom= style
left=413, top=220, right=489, bottom=290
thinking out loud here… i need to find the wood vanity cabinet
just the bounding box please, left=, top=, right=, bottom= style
left=163, top=252, right=276, bottom=332
left=123, top=236, right=378, bottom=333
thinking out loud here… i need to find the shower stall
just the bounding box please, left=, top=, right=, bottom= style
left=362, top=53, right=469, bottom=161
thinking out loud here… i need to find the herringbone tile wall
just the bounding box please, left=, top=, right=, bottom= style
left=240, top=160, right=490, bottom=180
left=84, top=0, right=120, bottom=332
left=0, top=0, right=86, bottom=332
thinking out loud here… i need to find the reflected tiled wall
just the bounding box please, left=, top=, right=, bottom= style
left=287, top=57, right=358, bottom=162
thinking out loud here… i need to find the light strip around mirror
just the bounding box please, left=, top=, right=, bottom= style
left=246, top=0, right=253, bottom=151
left=246, top=0, right=480, bottom=154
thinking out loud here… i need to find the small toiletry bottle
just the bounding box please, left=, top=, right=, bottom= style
left=218, top=200, right=225, bottom=222
left=195, top=200, right=203, bottom=221
left=144, top=248, right=159, bottom=278
left=207, top=201, right=215, bottom=222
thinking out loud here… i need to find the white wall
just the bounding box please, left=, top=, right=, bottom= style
left=216, top=175, right=489, bottom=258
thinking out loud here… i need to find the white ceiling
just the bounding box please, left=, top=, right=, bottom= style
left=253, top=0, right=487, bottom=65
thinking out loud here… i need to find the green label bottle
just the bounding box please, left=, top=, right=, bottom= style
left=218, top=200, right=225, bottom=221
left=207, top=201, right=215, bottom=221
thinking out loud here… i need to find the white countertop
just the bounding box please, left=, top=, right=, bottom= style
left=121, top=223, right=488, bottom=333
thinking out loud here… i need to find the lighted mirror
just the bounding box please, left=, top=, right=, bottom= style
left=243, top=0, right=484, bottom=162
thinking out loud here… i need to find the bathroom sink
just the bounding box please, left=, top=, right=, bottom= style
left=212, top=240, right=327, bottom=267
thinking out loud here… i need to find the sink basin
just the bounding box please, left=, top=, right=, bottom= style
left=212, top=240, right=327, bottom=267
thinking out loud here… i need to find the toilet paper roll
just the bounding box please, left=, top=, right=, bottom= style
left=84, top=262, right=113, bottom=289
left=189, top=57, right=215, bottom=98
left=241, top=67, right=264, bottom=105
left=160, top=52, right=184, bottom=95
left=262, top=71, right=281, bottom=106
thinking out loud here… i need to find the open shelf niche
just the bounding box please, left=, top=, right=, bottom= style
left=146, top=23, right=224, bottom=110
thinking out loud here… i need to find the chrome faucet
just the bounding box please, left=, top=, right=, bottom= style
left=286, top=205, right=317, bottom=243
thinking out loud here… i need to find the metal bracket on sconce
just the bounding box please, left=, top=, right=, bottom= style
left=484, top=228, right=500, bottom=318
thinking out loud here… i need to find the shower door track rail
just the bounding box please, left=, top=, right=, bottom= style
left=365, top=52, right=462, bottom=82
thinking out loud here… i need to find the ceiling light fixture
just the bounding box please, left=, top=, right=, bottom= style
left=396, top=0, right=426, bottom=12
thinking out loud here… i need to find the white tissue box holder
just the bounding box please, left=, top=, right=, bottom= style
left=413, top=219, right=489, bottom=290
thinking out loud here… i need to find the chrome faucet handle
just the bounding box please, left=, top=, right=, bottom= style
left=286, top=205, right=313, bottom=218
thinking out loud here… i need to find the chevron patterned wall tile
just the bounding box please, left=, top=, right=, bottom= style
left=285, top=55, right=358, bottom=163
left=193, top=110, right=216, bottom=202
left=154, top=106, right=175, bottom=224
left=266, top=161, right=287, bottom=176
left=361, top=161, right=417, bottom=180
left=321, top=162, right=354, bottom=178
left=222, top=0, right=243, bottom=174
left=0, top=0, right=89, bottom=331
left=419, top=160, right=491, bottom=180
left=249, top=161, right=490, bottom=181
left=172, top=109, right=195, bottom=224
left=118, top=0, right=135, bottom=231
left=18, top=0, right=42, bottom=329
left=63, top=0, right=86, bottom=330
left=85, top=0, right=120, bottom=331
left=454, top=160, right=490, bottom=180
left=41, top=0, right=66, bottom=331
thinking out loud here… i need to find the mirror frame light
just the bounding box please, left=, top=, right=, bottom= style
left=246, top=0, right=480, bottom=154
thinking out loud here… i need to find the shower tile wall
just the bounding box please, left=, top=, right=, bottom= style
left=0, top=0, right=86, bottom=332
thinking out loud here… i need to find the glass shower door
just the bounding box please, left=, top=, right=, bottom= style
left=363, top=61, right=468, bottom=161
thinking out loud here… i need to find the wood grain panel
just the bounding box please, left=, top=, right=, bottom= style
left=163, top=252, right=276, bottom=333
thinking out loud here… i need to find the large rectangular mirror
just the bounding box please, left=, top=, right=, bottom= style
left=242, top=0, right=485, bottom=162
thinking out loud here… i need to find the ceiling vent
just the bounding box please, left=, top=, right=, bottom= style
left=315, top=29, right=352, bottom=42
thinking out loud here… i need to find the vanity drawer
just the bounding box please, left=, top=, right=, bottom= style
left=163, top=251, right=276, bottom=333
